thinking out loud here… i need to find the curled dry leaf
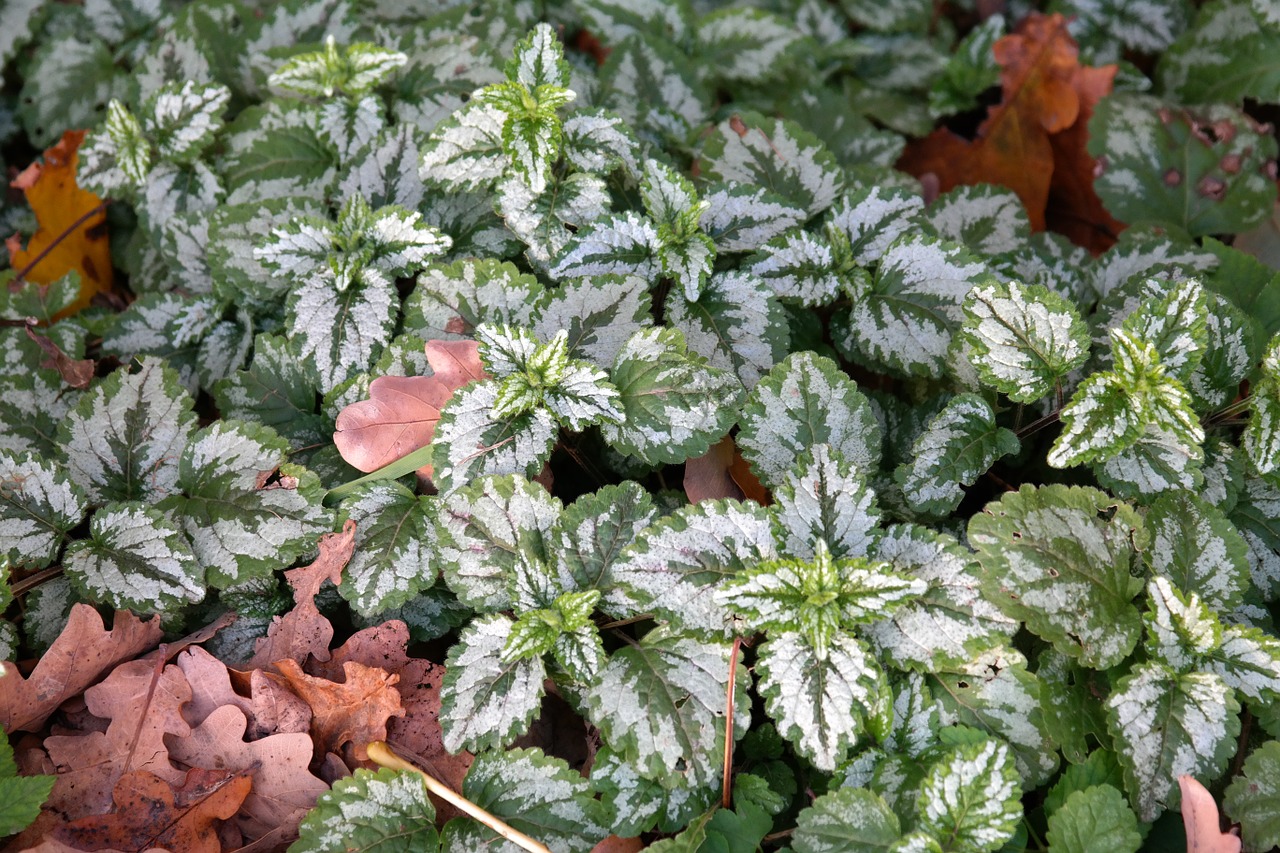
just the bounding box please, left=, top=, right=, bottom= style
left=684, top=435, right=770, bottom=505
left=24, top=326, right=94, bottom=389
left=273, top=658, right=406, bottom=762
left=5, top=130, right=112, bottom=317
left=333, top=339, right=488, bottom=480
left=1179, top=775, right=1242, bottom=853
left=0, top=604, right=162, bottom=733
left=177, top=646, right=310, bottom=737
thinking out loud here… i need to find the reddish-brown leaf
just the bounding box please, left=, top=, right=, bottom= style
left=176, top=647, right=310, bottom=738
left=24, top=326, right=95, bottom=389
left=247, top=520, right=356, bottom=671
left=50, top=768, right=250, bottom=853
left=898, top=13, right=1117, bottom=237
left=273, top=658, right=405, bottom=762
left=166, top=704, right=328, bottom=844
left=684, top=435, right=770, bottom=505
left=591, top=837, right=645, bottom=853
left=6, top=130, right=112, bottom=318
left=1179, top=775, right=1242, bottom=853
left=333, top=340, right=487, bottom=479
left=0, top=605, right=162, bottom=733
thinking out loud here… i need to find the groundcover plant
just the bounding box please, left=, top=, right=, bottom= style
left=3, top=0, right=1280, bottom=851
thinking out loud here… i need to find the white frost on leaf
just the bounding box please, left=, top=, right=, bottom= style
left=439, top=614, right=547, bottom=753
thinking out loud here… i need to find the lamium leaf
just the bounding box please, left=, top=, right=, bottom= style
left=286, top=270, right=397, bottom=394
left=699, top=183, right=807, bottom=253
left=921, top=185, right=1031, bottom=258
left=640, top=157, right=705, bottom=232
left=562, top=110, right=641, bottom=177
left=1145, top=490, right=1250, bottom=614
left=611, top=499, right=774, bottom=636
left=590, top=746, right=712, bottom=838
left=838, top=233, right=997, bottom=378
left=439, top=614, right=546, bottom=753
left=968, top=485, right=1145, bottom=669
left=598, top=34, right=709, bottom=145
left=755, top=631, right=882, bottom=772
left=737, top=351, right=881, bottom=490
left=1223, top=740, right=1280, bottom=853
left=1143, top=577, right=1222, bottom=672
left=58, top=357, right=197, bottom=505
left=771, top=444, right=881, bottom=561
left=896, top=394, right=1020, bottom=517
left=960, top=279, right=1090, bottom=404
left=1106, top=663, right=1240, bottom=821
left=430, top=381, right=558, bottom=494
left=0, top=452, right=88, bottom=572
left=917, top=738, right=1022, bottom=853
left=790, top=787, right=902, bottom=853
left=269, top=36, right=407, bottom=98
left=443, top=748, right=608, bottom=853
left=1159, top=0, right=1280, bottom=105
left=212, top=335, right=330, bottom=451
left=549, top=211, right=661, bottom=282
left=602, top=327, right=742, bottom=466
left=506, top=22, right=571, bottom=90
left=437, top=473, right=561, bottom=612
left=747, top=229, right=842, bottom=306
left=497, top=171, right=610, bottom=271
left=317, top=95, right=384, bottom=167
left=698, top=111, right=843, bottom=217
left=693, top=9, right=803, bottom=86
left=554, top=482, right=657, bottom=599
left=64, top=500, right=204, bottom=615
left=404, top=259, right=545, bottom=342
left=1043, top=784, right=1142, bottom=853
left=1245, top=337, right=1280, bottom=483
left=585, top=629, right=747, bottom=789
left=665, top=269, right=788, bottom=390
left=865, top=525, right=1018, bottom=673
left=336, top=482, right=439, bottom=617
left=1119, top=277, right=1208, bottom=383
left=827, top=185, right=925, bottom=267
left=292, top=768, right=437, bottom=853
left=419, top=101, right=508, bottom=190
left=532, top=275, right=653, bottom=370
left=1232, top=473, right=1280, bottom=599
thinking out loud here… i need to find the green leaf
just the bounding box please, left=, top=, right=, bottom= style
left=553, top=482, right=657, bottom=597
left=269, top=36, right=407, bottom=98
left=1145, top=490, right=1250, bottom=613
left=58, top=357, right=198, bottom=505
left=929, top=14, right=1004, bottom=117
left=562, top=110, right=640, bottom=177
left=532, top=275, right=653, bottom=370
left=960, top=280, right=1090, bottom=404
left=1088, top=92, right=1279, bottom=237
left=1224, top=740, right=1280, bottom=853
left=405, top=258, right=545, bottom=341
left=443, top=748, right=607, bottom=853
left=145, top=81, right=230, bottom=162
left=0, top=452, right=88, bottom=572
left=336, top=482, right=439, bottom=617
left=1143, top=576, right=1222, bottom=672
left=290, top=767, right=437, bottom=853
left=694, top=9, right=803, bottom=85
left=506, top=23, right=570, bottom=90
left=1232, top=473, right=1280, bottom=598
left=865, top=525, right=1018, bottom=673
left=1246, top=337, right=1280, bottom=482
left=1037, top=654, right=1113, bottom=766
left=921, top=185, right=1031, bottom=257
left=611, top=499, right=774, bottom=636
left=419, top=101, right=508, bottom=190
left=222, top=103, right=337, bottom=203
left=19, top=34, right=129, bottom=149
left=700, top=183, right=807, bottom=254
left=1159, top=0, right=1280, bottom=105
left=65, top=500, right=204, bottom=615
left=549, top=212, right=660, bottom=282
left=590, top=746, right=713, bottom=837
left=837, top=234, right=997, bottom=379
left=1119, top=278, right=1209, bottom=383
left=439, top=614, right=546, bottom=753
left=666, top=269, right=788, bottom=390
left=895, top=394, right=1019, bottom=517
left=699, top=111, right=843, bottom=216
left=838, top=0, right=932, bottom=31
left=585, top=629, right=746, bottom=789
left=771, top=444, right=881, bottom=561
left=737, top=351, right=882, bottom=490
left=968, top=485, right=1145, bottom=669
left=430, top=382, right=558, bottom=494
left=917, top=738, right=1022, bottom=853
left=0, top=726, right=54, bottom=838
left=602, top=327, right=742, bottom=466
left=790, top=787, right=901, bottom=852
left=1044, top=785, right=1142, bottom=853
left=497, top=171, right=610, bottom=271
left=599, top=33, right=708, bottom=144
left=213, top=335, right=330, bottom=451
left=1107, top=663, right=1240, bottom=821
left=747, top=229, right=843, bottom=306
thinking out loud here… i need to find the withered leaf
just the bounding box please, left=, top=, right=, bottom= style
left=684, top=435, right=770, bottom=505
left=274, top=658, right=405, bottom=762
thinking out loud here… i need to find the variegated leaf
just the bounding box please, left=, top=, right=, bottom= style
left=1143, top=576, right=1222, bottom=671
left=1245, top=337, right=1280, bottom=481
left=658, top=234, right=716, bottom=303
left=1207, top=623, right=1280, bottom=706
left=747, top=230, right=842, bottom=306
left=790, top=788, right=901, bottom=853
left=1159, top=0, right=1280, bottom=105
left=917, top=739, right=1022, bottom=852
left=419, top=100, right=507, bottom=190
left=439, top=614, right=546, bottom=753
left=771, top=444, right=881, bottom=561
left=212, top=334, right=330, bottom=451
left=920, top=185, right=1031, bottom=257
left=562, top=109, right=640, bottom=176
left=1145, top=490, right=1250, bottom=613
left=694, top=9, right=803, bottom=85
left=590, top=746, right=712, bottom=838
left=1119, top=277, right=1208, bottom=383
left=317, top=95, right=384, bottom=166
left=532, top=275, right=652, bottom=369
left=497, top=171, right=610, bottom=270
left=144, top=80, right=229, bottom=162
left=554, top=481, right=657, bottom=599
left=337, top=481, right=440, bottom=617
left=286, top=271, right=397, bottom=394
left=699, top=183, right=807, bottom=253
left=506, top=22, right=570, bottom=90
left=1231, top=473, right=1280, bottom=599
left=665, top=269, right=788, bottom=390
left=827, top=184, right=925, bottom=267
left=269, top=36, right=407, bottom=97
left=0, top=453, right=88, bottom=572
left=404, top=259, right=545, bottom=341
left=430, top=382, right=558, bottom=494
left=599, top=35, right=709, bottom=143
left=549, top=211, right=661, bottom=282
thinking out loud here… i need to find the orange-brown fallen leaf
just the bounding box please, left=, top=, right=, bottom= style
left=0, top=605, right=162, bottom=733
left=1179, top=775, right=1242, bottom=853
left=6, top=130, right=112, bottom=318
left=591, top=836, right=646, bottom=853
left=50, top=768, right=250, bottom=853
left=684, top=435, right=770, bottom=505
left=333, top=340, right=488, bottom=482
left=898, top=13, right=1120, bottom=250
left=24, top=326, right=94, bottom=390
left=273, top=658, right=405, bottom=762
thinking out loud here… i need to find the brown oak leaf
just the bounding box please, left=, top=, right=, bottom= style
left=50, top=768, right=250, bottom=853
left=273, top=658, right=405, bottom=762
left=684, top=435, right=769, bottom=505
left=0, top=605, right=162, bottom=733
left=165, top=704, right=329, bottom=844
left=176, top=647, right=310, bottom=739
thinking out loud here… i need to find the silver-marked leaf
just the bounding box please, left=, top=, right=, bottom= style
left=269, top=37, right=407, bottom=98
left=699, top=183, right=807, bottom=253
left=837, top=233, right=996, bottom=378
left=747, top=230, right=841, bottom=306
left=144, top=81, right=229, bottom=162
left=601, top=327, right=742, bottom=466
left=1232, top=473, right=1280, bottom=599
left=599, top=34, right=708, bottom=144
left=444, top=748, right=609, bottom=853
left=576, top=0, right=694, bottom=45
left=917, top=739, right=1022, bottom=852
left=317, top=95, right=384, bottom=167
left=562, top=109, right=640, bottom=177
left=286, top=271, right=397, bottom=394
left=0, top=0, right=42, bottom=68
left=968, top=485, right=1146, bottom=669
left=771, top=444, right=881, bottom=561
left=828, top=185, right=925, bottom=267
left=0, top=453, right=88, bottom=572
left=1088, top=226, right=1218, bottom=301
left=498, top=171, right=610, bottom=271
left=896, top=394, right=1019, bottom=517
left=756, top=632, right=881, bottom=772
left=419, top=100, right=507, bottom=190
left=292, top=768, right=437, bottom=853
left=554, top=481, right=657, bottom=598
left=18, top=34, right=129, bottom=150
left=506, top=22, right=570, bottom=90
left=866, top=525, right=1018, bottom=673
left=1143, top=576, right=1222, bottom=671
left=65, top=501, right=203, bottom=616
left=1146, top=490, right=1250, bottom=614
left=694, top=9, right=803, bottom=85
left=404, top=259, right=545, bottom=342
left=790, top=787, right=901, bottom=853
left=921, top=185, right=1031, bottom=257
left=1159, top=0, right=1280, bottom=105
left=58, top=357, right=197, bottom=505
left=666, top=269, right=788, bottom=390
left=339, top=120, right=426, bottom=208
left=960, top=279, right=1090, bottom=404
left=658, top=234, right=716, bottom=304
left=992, top=232, right=1092, bottom=305
left=699, top=111, right=843, bottom=217
left=212, top=334, right=329, bottom=451
left=1120, top=277, right=1208, bottom=383
left=1206, top=623, right=1280, bottom=705
left=549, top=211, right=661, bottom=282
left=611, top=499, right=774, bottom=636
left=737, top=351, right=881, bottom=490
left=430, top=381, right=558, bottom=494
left=207, top=196, right=327, bottom=311
left=439, top=614, right=546, bottom=753
left=585, top=629, right=747, bottom=788
left=101, top=292, right=224, bottom=391
left=532, top=275, right=652, bottom=369
left=337, top=481, right=439, bottom=617
left=222, top=103, right=337, bottom=204
left=437, top=473, right=561, bottom=612
left=1190, top=292, right=1253, bottom=411
left=1106, top=663, right=1239, bottom=821
left=590, top=746, right=712, bottom=838
left=420, top=186, right=521, bottom=259
left=1245, top=338, right=1280, bottom=482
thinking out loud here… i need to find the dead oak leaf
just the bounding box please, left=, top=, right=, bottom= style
left=176, top=647, right=310, bottom=739
left=165, top=704, right=328, bottom=844
left=50, top=768, right=250, bottom=853
left=0, top=605, right=162, bottom=733
left=684, top=435, right=770, bottom=505
left=273, top=658, right=405, bottom=762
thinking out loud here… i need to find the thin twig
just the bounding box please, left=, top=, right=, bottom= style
left=10, top=565, right=63, bottom=597
left=367, top=741, right=553, bottom=853
left=722, top=635, right=742, bottom=809
left=1015, top=409, right=1061, bottom=440
left=598, top=613, right=653, bottom=630
left=12, top=201, right=109, bottom=284
left=1230, top=708, right=1253, bottom=780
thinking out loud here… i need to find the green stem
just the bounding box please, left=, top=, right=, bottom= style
left=324, top=442, right=435, bottom=503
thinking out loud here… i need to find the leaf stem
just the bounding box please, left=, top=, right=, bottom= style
left=1015, top=408, right=1061, bottom=440
left=1204, top=395, right=1253, bottom=428
left=367, top=741, right=554, bottom=853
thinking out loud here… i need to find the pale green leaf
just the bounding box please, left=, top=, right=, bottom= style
left=269, top=36, right=406, bottom=98
left=1223, top=740, right=1280, bottom=853
left=439, top=614, right=546, bottom=753
left=1044, top=785, right=1141, bottom=853
left=791, top=787, right=901, bottom=853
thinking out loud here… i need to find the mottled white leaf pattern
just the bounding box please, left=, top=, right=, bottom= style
left=269, top=37, right=407, bottom=98
left=498, top=171, right=610, bottom=270
left=771, top=444, right=881, bottom=561
left=404, top=259, right=544, bottom=341
left=419, top=101, right=508, bottom=190
left=747, top=230, right=842, bottom=306
left=64, top=501, right=204, bottom=615
left=338, top=482, right=439, bottom=617
left=922, top=185, right=1031, bottom=257
left=439, top=614, right=546, bottom=753
left=700, top=184, right=807, bottom=253
left=1143, top=576, right=1222, bottom=671
left=827, top=185, right=925, bottom=266
left=430, top=382, right=559, bottom=493
left=599, top=35, right=708, bottom=143
left=1231, top=473, right=1280, bottom=598
left=562, top=110, right=640, bottom=177
left=1245, top=338, right=1280, bottom=481
left=694, top=9, right=802, bottom=84
left=554, top=482, right=657, bottom=598
left=286, top=271, right=397, bottom=394
left=317, top=95, right=384, bottom=166
left=917, top=739, right=1022, bottom=852
left=532, top=275, right=652, bottom=369
left=550, top=211, right=661, bottom=282
left=611, top=499, right=774, bottom=636
left=0, top=453, right=88, bottom=571
left=145, top=81, right=230, bottom=162
left=666, top=269, right=787, bottom=389
left=1145, top=490, right=1249, bottom=613
left=1119, top=278, right=1208, bottom=383
left=737, top=351, right=882, bottom=489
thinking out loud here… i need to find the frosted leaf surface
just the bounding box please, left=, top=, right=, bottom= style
left=439, top=614, right=546, bottom=753
left=771, top=444, right=881, bottom=561
left=0, top=453, right=88, bottom=572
